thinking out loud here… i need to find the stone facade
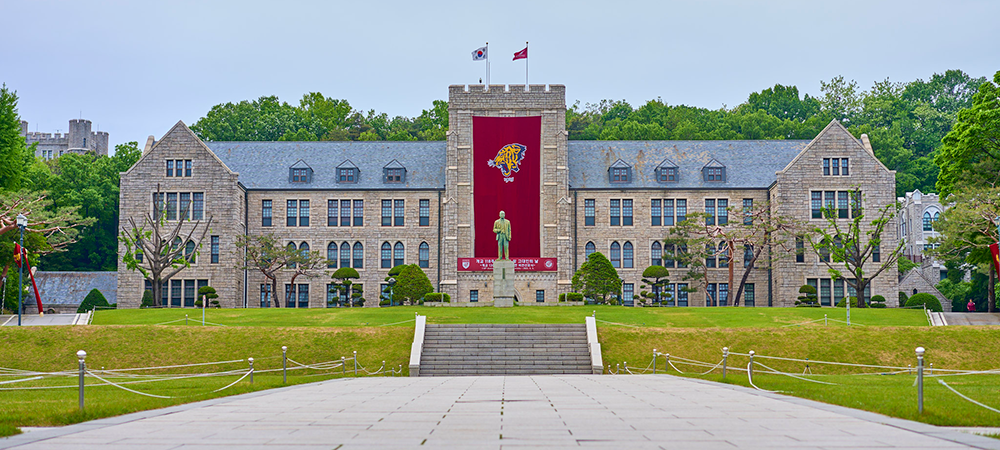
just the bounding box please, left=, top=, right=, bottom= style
left=116, top=85, right=898, bottom=309
left=898, top=190, right=944, bottom=271
left=21, top=119, right=109, bottom=159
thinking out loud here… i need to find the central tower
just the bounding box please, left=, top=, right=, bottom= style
left=441, top=84, right=570, bottom=303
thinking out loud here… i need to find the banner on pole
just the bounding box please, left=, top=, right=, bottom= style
left=991, top=243, right=1000, bottom=277
left=458, top=257, right=557, bottom=272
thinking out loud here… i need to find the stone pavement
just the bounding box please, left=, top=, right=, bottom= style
left=0, top=313, right=86, bottom=326
left=942, top=313, right=1000, bottom=326
left=3, top=375, right=1000, bottom=449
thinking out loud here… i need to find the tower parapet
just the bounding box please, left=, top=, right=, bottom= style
left=448, top=84, right=566, bottom=111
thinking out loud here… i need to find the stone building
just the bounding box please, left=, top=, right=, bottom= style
left=896, top=190, right=951, bottom=310
left=117, top=84, right=898, bottom=308
left=20, top=119, right=109, bottom=159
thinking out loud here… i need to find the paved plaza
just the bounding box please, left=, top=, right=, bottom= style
left=3, top=374, right=999, bottom=449
left=0, top=313, right=86, bottom=327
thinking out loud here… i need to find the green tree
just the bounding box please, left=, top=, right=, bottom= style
left=235, top=233, right=300, bottom=308
left=795, top=285, right=819, bottom=307
left=571, top=252, right=622, bottom=305
left=639, top=265, right=670, bottom=305
left=330, top=267, right=361, bottom=307
left=392, top=264, right=433, bottom=305
left=935, top=70, right=1000, bottom=196
left=197, top=285, right=219, bottom=308
left=77, top=288, right=108, bottom=313
left=0, top=84, right=34, bottom=192
left=819, top=75, right=862, bottom=124
left=191, top=96, right=320, bottom=142
left=928, top=187, right=1000, bottom=311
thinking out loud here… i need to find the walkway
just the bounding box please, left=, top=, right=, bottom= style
left=942, top=313, right=1000, bottom=326
left=0, top=313, right=87, bottom=327
left=3, top=375, right=999, bottom=449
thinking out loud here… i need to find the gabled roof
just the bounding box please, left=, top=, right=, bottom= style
left=702, top=158, right=725, bottom=168
left=336, top=159, right=359, bottom=170
left=290, top=159, right=312, bottom=169
left=383, top=159, right=406, bottom=169
left=656, top=158, right=678, bottom=169
left=609, top=158, right=631, bottom=169
left=568, top=140, right=808, bottom=189
left=124, top=121, right=236, bottom=177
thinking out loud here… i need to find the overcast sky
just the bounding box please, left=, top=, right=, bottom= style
left=3, top=0, right=998, bottom=150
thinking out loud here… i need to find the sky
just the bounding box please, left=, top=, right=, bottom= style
left=3, top=0, right=998, bottom=151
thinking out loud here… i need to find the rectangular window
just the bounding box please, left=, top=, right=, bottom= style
left=285, top=284, right=296, bottom=308
left=705, top=167, right=723, bottom=181
left=192, top=193, right=204, bottom=220
left=166, top=193, right=177, bottom=221
left=834, top=278, right=844, bottom=304
left=706, top=244, right=716, bottom=268
left=663, top=199, right=674, bottom=226
left=610, top=199, right=620, bottom=226
left=210, top=236, right=219, bottom=264
left=824, top=191, right=836, bottom=218
left=353, top=200, right=364, bottom=226
left=838, top=191, right=849, bottom=219
left=185, top=160, right=192, bottom=177
left=743, top=199, right=753, bottom=225
left=873, top=245, right=881, bottom=262
left=823, top=158, right=830, bottom=176
left=286, top=200, right=297, bottom=227
left=184, top=280, right=195, bottom=307
left=584, top=199, right=595, bottom=226
left=328, top=200, right=338, bottom=226
left=178, top=193, right=191, bottom=220
left=262, top=200, right=272, bottom=227
left=298, top=284, right=309, bottom=308
left=170, top=280, right=181, bottom=307
left=677, top=284, right=688, bottom=307
left=419, top=199, right=430, bottom=226
left=676, top=199, right=687, bottom=223
left=651, top=199, right=661, bottom=226
left=382, top=200, right=392, bottom=226
left=339, top=168, right=355, bottom=182
left=299, top=200, right=309, bottom=227
left=795, top=236, right=805, bottom=263
left=745, top=284, right=755, bottom=307
left=811, top=191, right=822, bottom=219
left=394, top=200, right=404, bottom=226
left=831, top=158, right=840, bottom=176
left=705, top=199, right=715, bottom=225
left=291, top=168, right=307, bottom=182
left=470, top=290, right=479, bottom=303
left=536, top=290, right=545, bottom=303
left=612, top=167, right=628, bottom=182
left=260, top=284, right=271, bottom=308
left=327, top=283, right=338, bottom=307
left=719, top=283, right=728, bottom=306
left=622, top=199, right=633, bottom=226
left=851, top=190, right=862, bottom=217
left=842, top=158, right=849, bottom=176
left=717, top=199, right=728, bottom=225
left=706, top=283, right=717, bottom=307
left=385, top=168, right=403, bottom=183
left=622, top=283, right=634, bottom=306
left=820, top=279, right=831, bottom=306
left=166, top=160, right=173, bottom=177
left=341, top=200, right=351, bottom=226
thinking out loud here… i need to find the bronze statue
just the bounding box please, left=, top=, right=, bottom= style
left=493, top=210, right=512, bottom=260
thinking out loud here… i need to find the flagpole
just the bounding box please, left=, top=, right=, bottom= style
left=486, top=42, right=490, bottom=86
left=525, top=41, right=528, bottom=86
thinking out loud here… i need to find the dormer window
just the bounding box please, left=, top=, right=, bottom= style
left=288, top=160, right=313, bottom=184
left=291, top=168, right=308, bottom=183
left=383, top=159, right=407, bottom=184
left=336, top=160, right=360, bottom=184
left=655, top=158, right=678, bottom=184
left=608, top=159, right=632, bottom=184
left=702, top=159, right=726, bottom=182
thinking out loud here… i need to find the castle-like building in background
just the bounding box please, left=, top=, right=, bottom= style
left=20, top=119, right=109, bottom=159
left=117, top=84, right=899, bottom=309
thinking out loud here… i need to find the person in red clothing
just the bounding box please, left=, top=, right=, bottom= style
left=968, top=299, right=976, bottom=312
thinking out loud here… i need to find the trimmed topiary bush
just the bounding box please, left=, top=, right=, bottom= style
left=78, top=289, right=109, bottom=313
left=566, top=292, right=584, bottom=302
left=559, top=293, right=566, bottom=302
left=906, top=293, right=943, bottom=312
left=424, top=293, right=450, bottom=303
left=870, top=295, right=887, bottom=308
left=141, top=289, right=155, bottom=308
left=898, top=291, right=909, bottom=308
left=795, top=285, right=819, bottom=307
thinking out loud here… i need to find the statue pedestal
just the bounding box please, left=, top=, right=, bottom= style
left=493, top=260, right=515, bottom=308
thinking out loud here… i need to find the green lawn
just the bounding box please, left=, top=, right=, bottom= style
left=93, top=305, right=929, bottom=328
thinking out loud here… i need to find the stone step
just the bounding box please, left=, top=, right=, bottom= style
left=425, top=324, right=586, bottom=328
left=418, top=369, right=593, bottom=375
left=422, top=341, right=589, bottom=347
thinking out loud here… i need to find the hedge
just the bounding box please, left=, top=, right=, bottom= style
left=905, top=293, right=943, bottom=312
left=77, top=289, right=109, bottom=313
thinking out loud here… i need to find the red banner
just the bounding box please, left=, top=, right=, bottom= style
left=458, top=257, right=557, bottom=272
left=991, top=243, right=1000, bottom=277
left=473, top=116, right=541, bottom=258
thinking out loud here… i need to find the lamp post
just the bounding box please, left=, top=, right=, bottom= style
left=387, top=278, right=396, bottom=307
left=16, top=214, right=27, bottom=326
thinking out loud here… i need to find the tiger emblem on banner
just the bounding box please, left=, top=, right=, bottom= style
left=487, top=143, right=526, bottom=183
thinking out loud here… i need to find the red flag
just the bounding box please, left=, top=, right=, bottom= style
left=991, top=243, right=1000, bottom=277
left=513, top=47, right=527, bottom=60
left=13, top=243, right=24, bottom=268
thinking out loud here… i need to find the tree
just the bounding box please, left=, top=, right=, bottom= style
left=190, top=96, right=320, bottom=142
left=819, top=75, right=862, bottom=124
left=795, top=285, right=819, bottom=307
left=235, top=233, right=300, bottom=308
left=935, top=70, right=1000, bottom=196
left=571, top=252, right=622, bottom=305
left=0, top=84, right=34, bottom=193
left=197, top=285, right=219, bottom=308
left=119, top=193, right=212, bottom=307
left=810, top=202, right=903, bottom=308
left=283, top=247, right=329, bottom=307
left=905, top=292, right=943, bottom=312
left=392, top=264, right=433, bottom=305
left=928, top=187, right=1000, bottom=311
left=330, top=267, right=361, bottom=307
left=639, top=265, right=670, bottom=306
left=77, top=288, right=109, bottom=313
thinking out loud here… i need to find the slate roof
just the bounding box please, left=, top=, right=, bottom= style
left=206, top=141, right=447, bottom=190
left=34, top=271, right=117, bottom=306
left=204, top=140, right=809, bottom=191
left=567, top=140, right=809, bottom=189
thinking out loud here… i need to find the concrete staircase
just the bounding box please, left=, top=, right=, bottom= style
left=418, top=324, right=593, bottom=376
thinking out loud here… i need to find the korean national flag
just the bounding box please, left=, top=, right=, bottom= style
left=472, top=46, right=488, bottom=61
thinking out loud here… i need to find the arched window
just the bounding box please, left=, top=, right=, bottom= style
left=744, top=244, right=753, bottom=268
left=705, top=244, right=716, bottom=268
left=185, top=240, right=196, bottom=263
left=327, top=242, right=337, bottom=268
left=651, top=241, right=662, bottom=266
left=623, top=242, right=633, bottom=268
left=419, top=242, right=430, bottom=268
left=287, top=242, right=297, bottom=268
left=394, top=242, right=405, bottom=267
left=718, top=242, right=728, bottom=268
left=933, top=211, right=940, bottom=222
left=585, top=241, right=596, bottom=257
left=610, top=242, right=621, bottom=268
left=353, top=242, right=364, bottom=268
left=381, top=242, right=392, bottom=268
left=172, top=236, right=182, bottom=251
left=340, top=242, right=351, bottom=269
left=299, top=242, right=309, bottom=256
left=923, top=212, right=932, bottom=231
left=819, top=240, right=830, bottom=263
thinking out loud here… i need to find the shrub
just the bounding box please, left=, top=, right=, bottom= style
left=870, top=295, right=887, bottom=308
left=424, top=293, right=449, bottom=303
left=379, top=298, right=390, bottom=306
left=835, top=297, right=855, bottom=308
left=78, top=289, right=109, bottom=313
left=443, top=293, right=451, bottom=303
left=898, top=291, right=909, bottom=308
left=906, top=293, right=943, bottom=312
left=566, top=292, right=584, bottom=302
left=795, top=285, right=819, bottom=307
left=141, top=290, right=154, bottom=308
left=559, top=293, right=566, bottom=302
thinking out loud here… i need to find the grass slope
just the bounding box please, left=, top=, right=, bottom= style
left=93, top=305, right=929, bottom=328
